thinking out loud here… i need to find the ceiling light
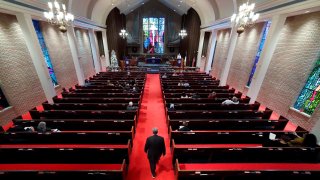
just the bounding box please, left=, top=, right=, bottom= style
left=230, top=1, right=259, bottom=35
left=44, top=0, right=74, bottom=33
left=305, top=11, right=310, bottom=13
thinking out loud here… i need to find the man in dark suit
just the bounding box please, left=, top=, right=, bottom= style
left=144, top=128, right=166, bottom=178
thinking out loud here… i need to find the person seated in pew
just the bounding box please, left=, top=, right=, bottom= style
left=107, top=80, right=114, bottom=86
left=178, top=121, right=191, bottom=131
left=84, top=79, right=91, bottom=86
left=168, top=103, right=175, bottom=111
left=181, top=93, right=190, bottom=99
left=172, top=72, right=178, bottom=77
left=131, top=87, right=138, bottom=93
left=178, top=80, right=184, bottom=86
left=162, top=73, right=168, bottom=79
left=183, top=82, right=190, bottom=87
left=37, top=121, right=60, bottom=133
left=222, top=96, right=239, bottom=105
left=24, top=126, right=35, bottom=132
left=208, top=91, right=217, bottom=99
left=127, top=101, right=138, bottom=110
left=127, top=71, right=131, bottom=76
left=287, top=132, right=318, bottom=147
left=192, top=93, right=200, bottom=98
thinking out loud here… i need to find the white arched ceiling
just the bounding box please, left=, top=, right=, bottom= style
left=89, top=0, right=221, bottom=26
left=215, top=0, right=236, bottom=19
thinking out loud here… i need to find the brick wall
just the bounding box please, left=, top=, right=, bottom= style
left=211, top=28, right=231, bottom=79
left=257, top=12, right=320, bottom=130
left=74, top=28, right=96, bottom=79
left=40, top=22, right=78, bottom=93
left=227, top=22, right=265, bottom=94
left=0, top=13, right=46, bottom=125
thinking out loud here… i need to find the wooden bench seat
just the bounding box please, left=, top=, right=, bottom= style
left=0, top=162, right=126, bottom=179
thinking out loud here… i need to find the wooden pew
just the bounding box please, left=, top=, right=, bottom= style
left=170, top=129, right=306, bottom=145
left=11, top=119, right=135, bottom=131
left=168, top=110, right=272, bottom=120
left=29, top=110, right=137, bottom=119
left=53, top=97, right=140, bottom=104
left=61, top=92, right=141, bottom=98
left=165, top=103, right=260, bottom=111
left=0, top=144, right=130, bottom=164
left=169, top=118, right=288, bottom=131
left=0, top=130, right=134, bottom=145
left=175, top=159, right=320, bottom=180
left=165, top=97, right=251, bottom=104
left=0, top=162, right=127, bottom=180
left=173, top=145, right=320, bottom=163
left=43, top=103, right=139, bottom=110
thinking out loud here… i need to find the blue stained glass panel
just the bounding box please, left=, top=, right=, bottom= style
left=32, top=20, right=58, bottom=86
left=247, top=21, right=271, bottom=87
left=293, top=58, right=320, bottom=115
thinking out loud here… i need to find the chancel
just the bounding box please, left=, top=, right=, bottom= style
left=0, top=0, right=320, bottom=179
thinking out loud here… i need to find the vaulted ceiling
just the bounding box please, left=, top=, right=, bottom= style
left=32, top=0, right=302, bottom=27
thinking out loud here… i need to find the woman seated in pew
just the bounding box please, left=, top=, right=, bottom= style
left=181, top=93, right=190, bottom=99
left=162, top=73, right=168, bottom=79
left=177, top=121, right=191, bottom=131
left=178, top=81, right=184, bottom=86
left=274, top=132, right=318, bottom=147
left=24, top=126, right=35, bottom=132
left=172, top=72, right=178, bottom=77
left=208, top=91, right=217, bottom=99
left=222, top=96, right=239, bottom=105
left=168, top=104, right=175, bottom=111
left=127, top=101, right=138, bottom=110
left=183, top=82, right=190, bottom=87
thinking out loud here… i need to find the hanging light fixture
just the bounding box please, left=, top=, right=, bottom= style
left=119, top=29, right=128, bottom=39
left=43, top=0, right=74, bottom=33
left=179, top=0, right=188, bottom=39
left=230, top=1, right=259, bottom=35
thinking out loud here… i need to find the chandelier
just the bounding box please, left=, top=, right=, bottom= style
left=179, top=29, right=188, bottom=39
left=119, top=29, right=128, bottom=39
left=231, top=1, right=259, bottom=35
left=43, top=0, right=74, bottom=33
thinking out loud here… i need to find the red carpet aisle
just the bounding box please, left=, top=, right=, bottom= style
left=127, top=74, right=174, bottom=180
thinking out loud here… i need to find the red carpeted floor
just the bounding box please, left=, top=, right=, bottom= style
left=126, top=74, right=174, bottom=180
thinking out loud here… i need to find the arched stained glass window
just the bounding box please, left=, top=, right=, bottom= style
left=143, top=17, right=165, bottom=54
left=32, top=20, right=58, bottom=86
left=294, top=58, right=320, bottom=115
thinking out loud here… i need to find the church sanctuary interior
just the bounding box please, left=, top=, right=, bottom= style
left=1, top=0, right=320, bottom=179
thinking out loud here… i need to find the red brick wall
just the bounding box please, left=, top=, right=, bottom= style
left=227, top=22, right=265, bottom=94
left=0, top=13, right=46, bottom=125
left=74, top=27, right=96, bottom=79
left=40, top=21, right=78, bottom=93
left=211, top=28, right=231, bottom=79
left=257, top=12, right=320, bottom=130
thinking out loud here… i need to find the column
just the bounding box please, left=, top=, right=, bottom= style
left=196, top=30, right=205, bottom=68
left=16, top=13, right=56, bottom=103
left=219, top=27, right=238, bottom=86
left=247, top=15, right=287, bottom=103
left=205, top=30, right=217, bottom=73
left=88, top=29, right=102, bottom=73
left=102, top=29, right=110, bottom=67
left=67, top=26, right=85, bottom=85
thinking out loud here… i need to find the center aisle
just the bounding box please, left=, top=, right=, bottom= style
left=127, top=74, right=174, bottom=180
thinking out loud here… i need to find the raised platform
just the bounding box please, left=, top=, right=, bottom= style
left=137, top=62, right=169, bottom=74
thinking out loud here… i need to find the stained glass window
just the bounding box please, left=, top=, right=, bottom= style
left=294, top=58, right=320, bottom=115
left=32, top=20, right=58, bottom=86
left=247, top=21, right=271, bottom=87
left=143, top=17, right=165, bottom=54
left=0, top=87, right=9, bottom=110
